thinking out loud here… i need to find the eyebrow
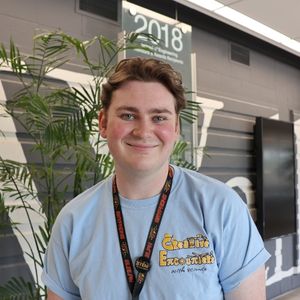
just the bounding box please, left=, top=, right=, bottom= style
left=115, top=106, right=174, bottom=115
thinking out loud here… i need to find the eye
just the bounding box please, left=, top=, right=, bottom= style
left=153, top=115, right=167, bottom=122
left=120, top=113, right=135, bottom=120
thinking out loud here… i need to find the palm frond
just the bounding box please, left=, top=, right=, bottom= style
left=179, top=99, right=200, bottom=124
left=9, top=39, right=27, bottom=76
left=0, top=159, right=34, bottom=195
left=0, top=277, right=35, bottom=300
left=171, top=140, right=197, bottom=171
left=0, top=43, right=9, bottom=67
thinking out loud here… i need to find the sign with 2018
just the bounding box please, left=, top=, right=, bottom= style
left=122, top=1, right=192, bottom=90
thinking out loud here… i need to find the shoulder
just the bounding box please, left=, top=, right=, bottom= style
left=173, top=165, right=239, bottom=199
left=62, top=175, right=112, bottom=213
left=171, top=165, right=247, bottom=219
left=51, top=176, right=113, bottom=236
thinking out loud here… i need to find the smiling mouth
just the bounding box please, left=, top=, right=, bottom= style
left=126, top=142, right=158, bottom=149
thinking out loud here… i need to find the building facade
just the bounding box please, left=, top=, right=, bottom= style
left=1, top=1, right=300, bottom=299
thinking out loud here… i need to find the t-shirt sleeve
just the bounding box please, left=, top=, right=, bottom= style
left=217, top=189, right=270, bottom=292
left=41, top=214, right=80, bottom=300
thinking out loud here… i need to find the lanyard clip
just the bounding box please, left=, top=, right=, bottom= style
left=135, top=256, right=151, bottom=273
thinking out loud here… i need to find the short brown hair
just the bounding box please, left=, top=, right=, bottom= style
left=100, top=57, right=186, bottom=114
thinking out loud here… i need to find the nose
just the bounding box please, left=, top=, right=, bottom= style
left=132, top=119, right=152, bottom=138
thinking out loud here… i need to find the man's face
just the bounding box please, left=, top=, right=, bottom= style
left=99, top=80, right=179, bottom=176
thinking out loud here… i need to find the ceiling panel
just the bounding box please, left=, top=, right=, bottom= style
left=178, top=0, right=300, bottom=55
left=222, top=0, right=300, bottom=40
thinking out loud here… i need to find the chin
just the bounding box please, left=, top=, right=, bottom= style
left=129, top=161, right=168, bottom=173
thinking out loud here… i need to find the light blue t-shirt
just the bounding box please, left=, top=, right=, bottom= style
left=42, top=166, right=270, bottom=299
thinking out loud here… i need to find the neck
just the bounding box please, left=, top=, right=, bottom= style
left=114, top=165, right=170, bottom=200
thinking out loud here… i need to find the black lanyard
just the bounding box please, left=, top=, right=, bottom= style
left=112, top=166, right=174, bottom=299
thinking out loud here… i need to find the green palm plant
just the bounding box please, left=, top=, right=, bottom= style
left=0, top=31, right=199, bottom=299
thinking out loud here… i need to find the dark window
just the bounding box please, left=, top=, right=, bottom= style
left=129, top=0, right=177, bottom=19
left=79, top=0, right=118, bottom=21
left=255, top=117, right=296, bottom=240
left=230, top=43, right=250, bottom=66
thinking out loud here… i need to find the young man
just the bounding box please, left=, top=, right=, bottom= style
left=42, top=57, right=270, bottom=299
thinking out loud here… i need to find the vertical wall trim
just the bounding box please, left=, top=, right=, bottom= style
left=191, top=52, right=198, bottom=166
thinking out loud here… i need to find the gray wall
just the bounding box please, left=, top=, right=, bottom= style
left=193, top=28, right=300, bottom=298
left=1, top=1, right=300, bottom=299
left=0, top=0, right=119, bottom=52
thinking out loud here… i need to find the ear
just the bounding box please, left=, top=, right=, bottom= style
left=99, top=109, right=108, bottom=138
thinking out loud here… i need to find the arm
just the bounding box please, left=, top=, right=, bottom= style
left=47, top=289, right=64, bottom=300
left=225, top=266, right=266, bottom=300
left=42, top=210, right=80, bottom=299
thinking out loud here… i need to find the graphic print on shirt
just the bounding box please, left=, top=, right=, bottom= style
left=159, top=233, right=215, bottom=274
